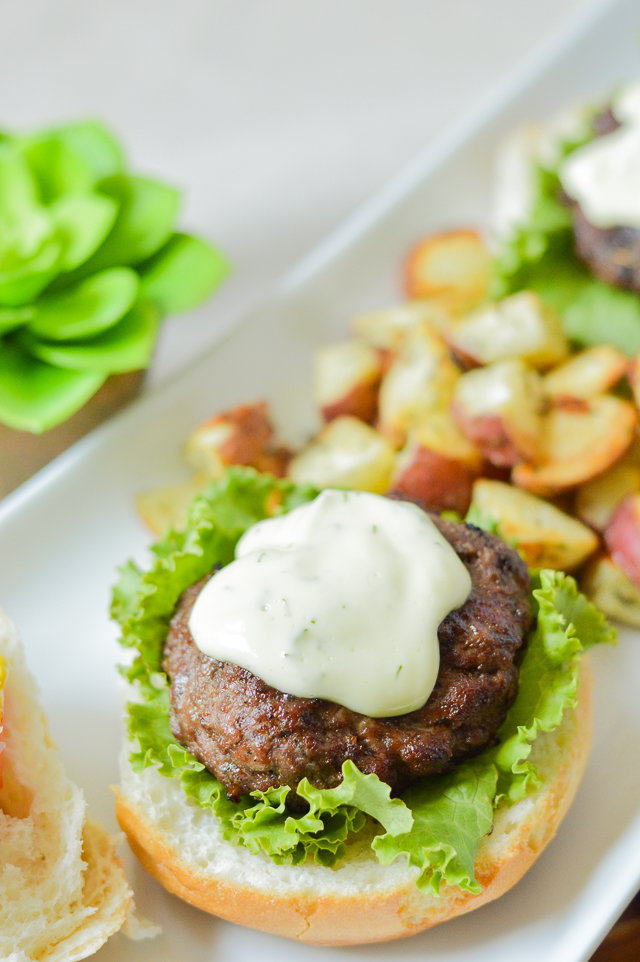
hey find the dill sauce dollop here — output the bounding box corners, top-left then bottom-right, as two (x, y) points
(188, 489), (471, 717)
(560, 81), (640, 229)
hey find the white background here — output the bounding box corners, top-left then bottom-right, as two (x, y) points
(0, 0), (582, 384)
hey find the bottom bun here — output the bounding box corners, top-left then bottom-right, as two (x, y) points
(0, 607), (134, 962)
(115, 662), (591, 946)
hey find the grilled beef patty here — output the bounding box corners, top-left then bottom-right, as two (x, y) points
(162, 512), (530, 802)
(567, 107), (640, 291)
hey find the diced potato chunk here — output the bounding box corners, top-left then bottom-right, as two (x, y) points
(351, 300), (451, 349)
(446, 291), (568, 369)
(582, 554), (640, 627)
(575, 462), (640, 532)
(543, 345), (628, 398)
(452, 358), (543, 466)
(254, 446), (292, 479)
(404, 229), (491, 312)
(288, 416), (395, 493)
(513, 396), (637, 496)
(391, 410), (482, 514)
(137, 473), (207, 536)
(410, 409), (483, 467)
(378, 325), (459, 448)
(314, 340), (383, 424)
(604, 493), (640, 589)
(185, 401), (273, 478)
(469, 479), (598, 570)
(627, 352), (640, 410)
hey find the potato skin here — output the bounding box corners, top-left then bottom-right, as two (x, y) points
(186, 401), (274, 477)
(321, 377), (380, 425)
(513, 396), (637, 497)
(604, 494), (640, 589)
(452, 404), (527, 468)
(390, 446), (477, 514)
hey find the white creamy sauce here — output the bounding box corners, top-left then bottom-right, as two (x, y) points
(560, 80), (640, 229)
(188, 489), (471, 717)
(612, 81), (640, 126)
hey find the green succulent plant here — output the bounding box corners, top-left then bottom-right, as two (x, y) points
(0, 120), (230, 433)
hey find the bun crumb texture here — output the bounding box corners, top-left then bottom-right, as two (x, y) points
(0, 607), (135, 962)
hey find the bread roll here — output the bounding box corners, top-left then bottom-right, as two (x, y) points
(0, 606), (136, 961)
(114, 662), (591, 946)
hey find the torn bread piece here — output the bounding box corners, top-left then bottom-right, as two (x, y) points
(0, 606), (154, 961)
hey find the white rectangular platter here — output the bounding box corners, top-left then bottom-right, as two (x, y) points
(1, 0), (640, 959)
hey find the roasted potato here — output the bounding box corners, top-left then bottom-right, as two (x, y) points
(185, 401), (273, 478)
(404, 229), (490, 312)
(254, 446), (293, 478)
(575, 461), (640, 532)
(469, 479), (598, 571)
(604, 493), (640, 589)
(137, 473), (207, 536)
(513, 395), (637, 496)
(543, 344), (628, 399)
(351, 300), (451, 349)
(378, 325), (459, 448)
(452, 358), (543, 467)
(314, 340), (383, 424)
(445, 291), (568, 369)
(582, 554), (640, 627)
(288, 416), (396, 493)
(627, 351), (640, 410)
(390, 409), (482, 514)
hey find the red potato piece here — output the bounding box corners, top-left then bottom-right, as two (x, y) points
(254, 446), (293, 479)
(581, 554), (640, 627)
(404, 229), (491, 313)
(314, 341), (383, 425)
(469, 479), (598, 571)
(604, 493), (640, 589)
(390, 448), (477, 515)
(445, 291), (568, 370)
(575, 462), (640, 532)
(390, 410), (482, 514)
(288, 416), (396, 494)
(377, 324), (459, 448)
(512, 395), (637, 497)
(452, 358), (543, 467)
(350, 300), (452, 350)
(185, 401), (273, 478)
(137, 473), (208, 536)
(543, 345), (628, 399)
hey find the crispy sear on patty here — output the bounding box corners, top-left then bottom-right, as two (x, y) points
(162, 511), (530, 802)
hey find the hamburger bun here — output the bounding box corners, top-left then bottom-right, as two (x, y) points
(0, 606), (138, 961)
(113, 659), (591, 946)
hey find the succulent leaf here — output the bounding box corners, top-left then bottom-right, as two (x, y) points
(139, 232), (231, 315)
(29, 267), (139, 341)
(0, 340), (105, 432)
(21, 298), (160, 373)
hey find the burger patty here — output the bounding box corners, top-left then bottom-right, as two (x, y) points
(572, 204), (640, 292)
(567, 107), (640, 291)
(162, 512), (530, 802)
